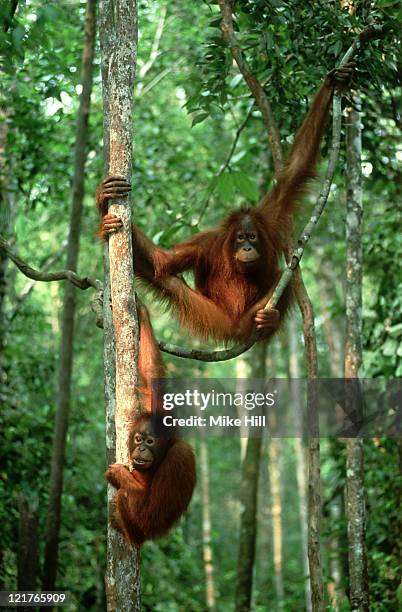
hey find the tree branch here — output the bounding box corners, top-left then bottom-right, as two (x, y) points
(0, 235), (101, 291)
(217, 0), (284, 172)
(138, 5), (167, 82)
(9, 239), (68, 321)
(3, 0), (18, 33)
(159, 339), (255, 362)
(139, 62), (183, 98)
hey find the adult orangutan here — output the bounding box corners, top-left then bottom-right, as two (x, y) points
(105, 304), (196, 545)
(97, 64), (353, 344)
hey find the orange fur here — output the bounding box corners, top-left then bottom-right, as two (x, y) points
(137, 303), (165, 412)
(106, 417), (196, 546)
(105, 306), (196, 546)
(121, 79), (333, 343)
(96, 75), (337, 344)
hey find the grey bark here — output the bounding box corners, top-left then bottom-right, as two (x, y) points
(99, 1), (140, 610)
(344, 104), (369, 612)
(294, 273), (324, 612)
(42, 0), (96, 593)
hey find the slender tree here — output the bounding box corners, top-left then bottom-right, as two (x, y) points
(268, 438), (284, 604)
(2, 0), (19, 33)
(235, 343), (265, 612)
(0, 111), (13, 377)
(296, 288), (324, 612)
(42, 0), (97, 593)
(200, 434), (216, 612)
(18, 495), (38, 602)
(0, 0), (18, 377)
(99, 1), (140, 609)
(344, 101), (369, 611)
(289, 317), (312, 612)
(236, 357), (248, 461)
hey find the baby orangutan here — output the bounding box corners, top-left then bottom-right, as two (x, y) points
(105, 305), (196, 546)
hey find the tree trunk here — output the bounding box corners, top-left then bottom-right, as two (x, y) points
(0, 162), (10, 378)
(327, 497), (344, 609)
(42, 0), (96, 594)
(99, 1), (140, 610)
(344, 103), (369, 612)
(236, 357), (248, 461)
(235, 343), (265, 612)
(0, 79), (17, 380)
(200, 434), (216, 612)
(294, 272), (324, 612)
(289, 317), (312, 612)
(18, 496), (38, 611)
(315, 275), (345, 606)
(268, 439), (284, 604)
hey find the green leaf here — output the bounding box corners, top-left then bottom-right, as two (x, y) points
(266, 30), (274, 50)
(333, 39), (343, 57)
(217, 173), (235, 203)
(382, 338), (397, 356)
(230, 74), (243, 89)
(191, 112), (209, 127)
(388, 323), (402, 338)
(232, 171), (259, 202)
(157, 224), (183, 244)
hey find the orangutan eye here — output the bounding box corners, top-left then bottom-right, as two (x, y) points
(237, 233), (245, 241)
(134, 434), (142, 444)
(146, 437), (155, 446)
(249, 233), (256, 241)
